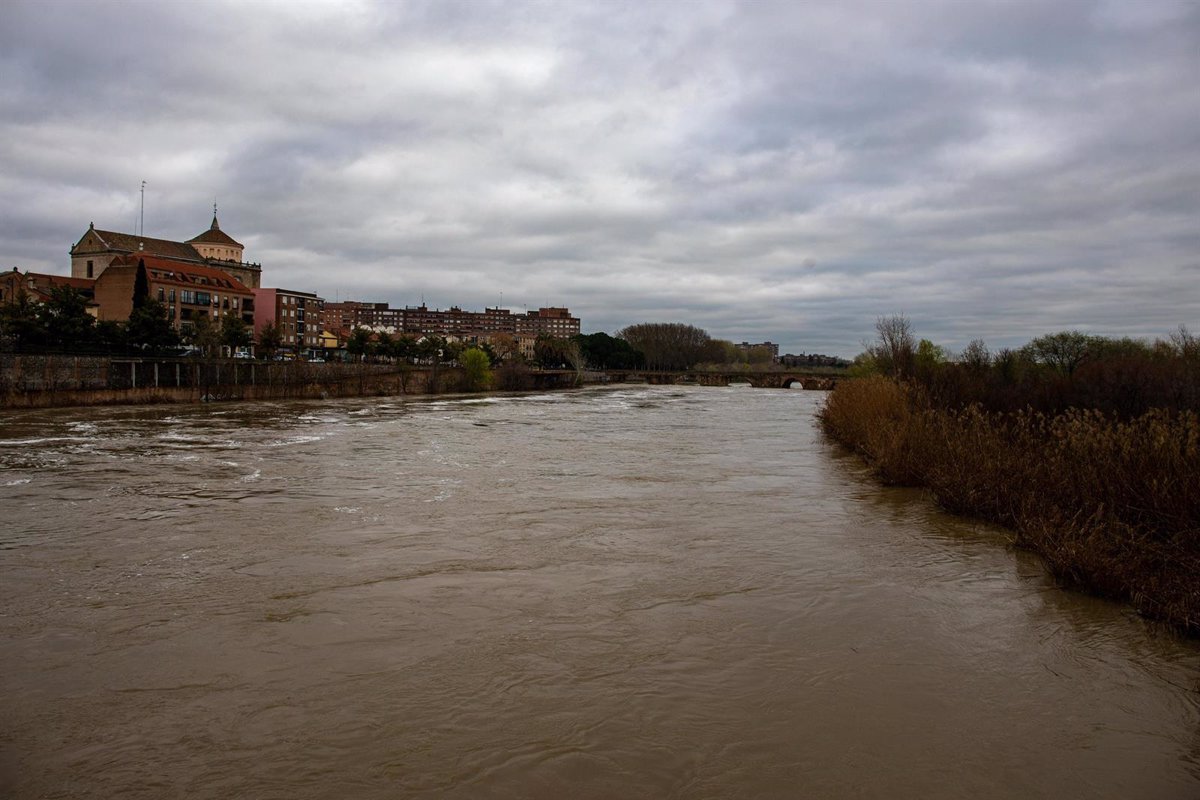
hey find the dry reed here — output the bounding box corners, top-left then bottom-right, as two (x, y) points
(819, 376), (1200, 633)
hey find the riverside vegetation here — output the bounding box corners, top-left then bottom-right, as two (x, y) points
(819, 318), (1200, 633)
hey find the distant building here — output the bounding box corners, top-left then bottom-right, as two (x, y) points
(254, 288), (325, 354)
(326, 301), (581, 340)
(735, 341), (780, 361)
(779, 352), (850, 368)
(70, 214), (262, 289)
(517, 307), (580, 338)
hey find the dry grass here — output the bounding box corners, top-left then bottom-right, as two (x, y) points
(819, 376), (1200, 633)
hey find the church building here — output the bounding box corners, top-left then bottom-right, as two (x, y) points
(69, 211), (262, 290)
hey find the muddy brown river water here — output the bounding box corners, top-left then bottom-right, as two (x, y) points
(1, 386), (1198, 799)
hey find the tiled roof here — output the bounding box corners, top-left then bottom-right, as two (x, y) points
(109, 254), (253, 294)
(89, 229), (204, 262)
(20, 272), (97, 302)
(26, 272), (97, 292)
(187, 216), (242, 247)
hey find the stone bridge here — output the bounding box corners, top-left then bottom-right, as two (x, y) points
(593, 370), (838, 390)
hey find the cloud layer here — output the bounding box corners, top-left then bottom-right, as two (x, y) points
(2, 0), (1197, 355)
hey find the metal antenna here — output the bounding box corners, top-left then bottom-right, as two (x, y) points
(139, 180), (146, 236)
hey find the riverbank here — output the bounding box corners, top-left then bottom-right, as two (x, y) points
(819, 376), (1200, 634)
(0, 354), (586, 409)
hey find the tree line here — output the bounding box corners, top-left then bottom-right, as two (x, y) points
(853, 315), (1200, 416)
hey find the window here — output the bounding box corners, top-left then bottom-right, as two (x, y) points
(86, 260), (94, 278)
(181, 290), (195, 305)
(196, 291), (211, 306)
(157, 288), (165, 302)
(169, 289), (175, 303)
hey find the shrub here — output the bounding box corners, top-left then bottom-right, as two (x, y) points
(819, 378), (1200, 633)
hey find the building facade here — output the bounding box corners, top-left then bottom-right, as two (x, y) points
(736, 341), (780, 361)
(93, 254), (255, 333)
(325, 301), (581, 340)
(253, 288), (325, 354)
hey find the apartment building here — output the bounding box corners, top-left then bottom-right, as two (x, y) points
(254, 288), (325, 353)
(329, 301), (581, 340)
(93, 255), (255, 332)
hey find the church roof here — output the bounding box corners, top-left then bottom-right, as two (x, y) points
(187, 215), (243, 248)
(85, 228), (204, 262)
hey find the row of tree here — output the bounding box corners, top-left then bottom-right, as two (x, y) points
(856, 315), (1200, 416)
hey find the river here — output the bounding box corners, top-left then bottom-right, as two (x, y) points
(1, 386), (1197, 799)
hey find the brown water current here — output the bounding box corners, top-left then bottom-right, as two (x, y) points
(1, 386), (1198, 798)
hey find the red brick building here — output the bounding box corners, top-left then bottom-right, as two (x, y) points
(93, 255), (255, 333)
(253, 288), (325, 354)
(324, 301), (581, 340)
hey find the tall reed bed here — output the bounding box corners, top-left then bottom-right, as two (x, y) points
(819, 376), (1200, 632)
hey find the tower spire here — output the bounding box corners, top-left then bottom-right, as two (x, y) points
(211, 200), (220, 230)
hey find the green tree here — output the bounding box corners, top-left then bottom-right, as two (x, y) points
(347, 327), (372, 362)
(576, 332), (644, 369)
(220, 315), (253, 352)
(416, 335), (443, 364)
(745, 345), (774, 365)
(461, 347), (492, 392)
(390, 334), (418, 362)
(95, 319), (128, 353)
(185, 315), (221, 357)
(132, 259), (150, 310)
(127, 299), (180, 353)
(442, 339), (464, 364)
(700, 338), (738, 367)
(38, 285), (96, 351)
(375, 331), (394, 361)
(0, 291), (42, 350)
(257, 321), (283, 359)
(914, 338), (947, 372)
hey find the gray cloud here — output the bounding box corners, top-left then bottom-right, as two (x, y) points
(2, 0), (1197, 357)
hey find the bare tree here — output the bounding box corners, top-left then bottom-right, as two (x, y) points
(868, 315), (915, 378)
(1021, 331), (1097, 375)
(959, 339), (991, 370)
(618, 322), (711, 370)
(1168, 325), (1199, 360)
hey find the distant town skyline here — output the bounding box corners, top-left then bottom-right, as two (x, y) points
(2, 0), (1197, 358)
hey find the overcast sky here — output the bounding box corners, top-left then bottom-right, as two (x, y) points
(2, 0), (1197, 356)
